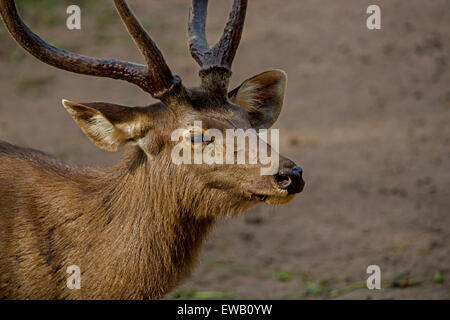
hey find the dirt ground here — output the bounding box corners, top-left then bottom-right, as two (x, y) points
(0, 0), (449, 299)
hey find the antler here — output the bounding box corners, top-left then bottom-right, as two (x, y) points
(113, 0), (180, 98)
(188, 0), (247, 75)
(0, 0), (180, 99)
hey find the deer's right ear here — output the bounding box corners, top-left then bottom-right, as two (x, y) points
(62, 100), (154, 153)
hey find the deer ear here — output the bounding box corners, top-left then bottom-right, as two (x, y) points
(62, 100), (153, 152)
(229, 70), (287, 129)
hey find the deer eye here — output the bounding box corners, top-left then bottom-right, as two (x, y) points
(183, 129), (214, 146)
(189, 132), (204, 144)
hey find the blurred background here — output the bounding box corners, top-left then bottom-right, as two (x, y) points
(0, 0), (449, 299)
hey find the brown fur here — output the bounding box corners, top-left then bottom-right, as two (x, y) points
(0, 140), (259, 299)
(0, 71), (301, 299)
(0, 1), (303, 300)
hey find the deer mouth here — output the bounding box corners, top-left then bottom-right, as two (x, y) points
(264, 194), (296, 204)
(252, 194), (268, 201)
(250, 192), (296, 205)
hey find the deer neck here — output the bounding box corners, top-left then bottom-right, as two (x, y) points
(83, 147), (215, 298)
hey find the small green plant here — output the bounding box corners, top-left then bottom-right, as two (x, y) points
(173, 289), (237, 300)
(276, 271), (292, 282)
(433, 271), (444, 284)
(306, 281), (325, 296)
(330, 281), (367, 297)
(391, 271), (423, 287)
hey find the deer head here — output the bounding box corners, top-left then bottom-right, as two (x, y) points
(0, 0), (304, 212)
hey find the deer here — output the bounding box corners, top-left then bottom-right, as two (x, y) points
(0, 0), (304, 299)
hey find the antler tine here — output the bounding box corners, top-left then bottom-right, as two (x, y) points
(0, 0), (150, 93)
(214, 0), (247, 71)
(113, 0), (181, 99)
(188, 0), (247, 74)
(188, 0), (209, 66)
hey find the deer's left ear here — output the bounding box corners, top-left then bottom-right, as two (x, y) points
(229, 70), (287, 129)
(62, 100), (157, 154)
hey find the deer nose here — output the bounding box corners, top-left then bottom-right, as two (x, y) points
(274, 166), (305, 194)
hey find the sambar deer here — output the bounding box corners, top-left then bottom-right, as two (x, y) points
(0, 0), (304, 299)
